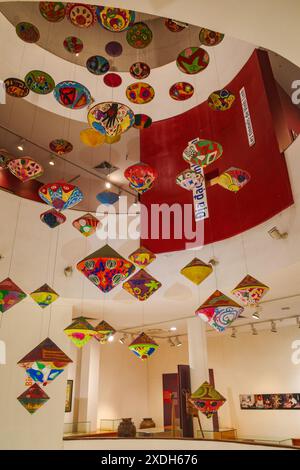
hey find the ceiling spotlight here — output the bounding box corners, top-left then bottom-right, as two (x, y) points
(49, 156), (55, 166)
(119, 334), (128, 344)
(108, 334), (114, 342)
(268, 226), (288, 240)
(252, 311), (260, 320)
(271, 321), (277, 333)
(174, 336), (182, 347)
(169, 326), (177, 332)
(75, 53), (79, 57)
(105, 181), (111, 189)
(168, 337), (175, 347)
(251, 324), (258, 336)
(17, 138), (25, 151)
(231, 327), (237, 338)
(64, 266), (73, 277)
(208, 258), (219, 266)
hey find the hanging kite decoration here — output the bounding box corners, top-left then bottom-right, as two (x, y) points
(126, 83), (155, 105)
(30, 284), (59, 308)
(123, 269), (162, 301)
(0, 277), (26, 313)
(126, 22), (153, 49)
(54, 81), (91, 109)
(38, 182), (84, 211)
(128, 332), (158, 360)
(16, 22), (40, 43)
(208, 167), (251, 192)
(128, 246), (156, 269)
(129, 62), (150, 80)
(77, 244), (135, 293)
(80, 128), (106, 147)
(40, 208), (66, 229)
(88, 102), (135, 137)
(105, 41), (123, 57)
(180, 258), (213, 285)
(96, 6), (135, 32)
(96, 191), (119, 205)
(105, 134), (121, 144)
(124, 162), (158, 194)
(0, 149), (13, 169)
(176, 167), (204, 191)
(176, 47), (209, 74)
(86, 55), (110, 75)
(169, 82), (194, 101)
(8, 158), (44, 182)
(64, 317), (97, 348)
(165, 19), (188, 32)
(232, 275), (269, 306)
(49, 139), (73, 155)
(195, 290), (244, 332)
(66, 3), (97, 28)
(63, 36), (83, 54)
(39, 2), (66, 22)
(190, 381), (226, 418)
(17, 383), (50, 414)
(199, 28), (224, 46)
(72, 213), (100, 237)
(4, 78), (29, 98)
(103, 73), (122, 88)
(208, 89), (236, 111)
(25, 70), (55, 95)
(133, 114), (152, 129)
(94, 320), (116, 344)
(17, 337), (72, 386)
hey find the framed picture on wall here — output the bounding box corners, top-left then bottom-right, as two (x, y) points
(65, 380), (73, 413)
(240, 393), (300, 410)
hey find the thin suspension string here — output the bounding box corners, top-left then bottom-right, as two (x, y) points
(212, 48), (222, 91)
(39, 227), (53, 341)
(234, 194), (249, 275)
(47, 225), (60, 337)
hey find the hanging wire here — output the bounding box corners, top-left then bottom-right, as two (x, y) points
(47, 225), (60, 337)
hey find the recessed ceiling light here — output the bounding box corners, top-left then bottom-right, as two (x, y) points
(169, 326), (177, 331)
(108, 334), (114, 342)
(17, 138), (25, 151)
(105, 181), (111, 189)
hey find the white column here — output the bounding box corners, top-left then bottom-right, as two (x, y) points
(78, 339), (100, 432)
(187, 317), (212, 435)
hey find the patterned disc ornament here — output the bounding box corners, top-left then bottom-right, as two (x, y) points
(63, 36), (83, 54)
(39, 181), (83, 211)
(40, 209), (66, 228)
(208, 89), (235, 111)
(25, 70), (55, 95)
(190, 381), (226, 418)
(94, 320), (116, 344)
(176, 47), (209, 74)
(199, 28), (224, 46)
(103, 73), (122, 88)
(86, 55), (110, 75)
(66, 3), (97, 28)
(232, 275), (269, 306)
(16, 22), (40, 43)
(76, 244), (135, 293)
(64, 317), (97, 348)
(129, 332), (158, 360)
(133, 114), (152, 129)
(96, 6), (135, 32)
(218, 167), (251, 192)
(165, 19), (188, 32)
(176, 167), (204, 191)
(183, 138), (223, 168)
(49, 139), (73, 155)
(17, 384), (50, 414)
(39, 2), (66, 22)
(105, 41), (123, 57)
(124, 162), (158, 194)
(170, 82), (194, 101)
(126, 82), (154, 104)
(53, 81), (91, 109)
(30, 284), (59, 308)
(129, 62), (150, 80)
(4, 78), (29, 98)
(72, 213), (100, 237)
(0, 277), (26, 313)
(195, 290), (244, 332)
(88, 102), (134, 137)
(126, 22), (153, 49)
(8, 158), (43, 182)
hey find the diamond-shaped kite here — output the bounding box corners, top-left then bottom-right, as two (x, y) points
(72, 213), (100, 237)
(38, 181), (83, 211)
(180, 258), (212, 285)
(30, 284), (59, 308)
(77, 244), (135, 293)
(8, 158), (43, 182)
(128, 246), (156, 269)
(123, 269), (161, 301)
(0, 277), (26, 313)
(40, 208), (66, 228)
(17, 383), (50, 414)
(94, 320), (116, 344)
(195, 290), (244, 332)
(17, 337), (72, 386)
(190, 381), (226, 418)
(64, 316), (97, 348)
(128, 332), (158, 360)
(232, 274), (269, 306)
